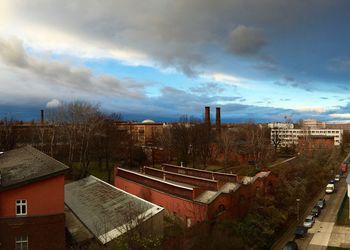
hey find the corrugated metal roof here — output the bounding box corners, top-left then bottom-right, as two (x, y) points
(0, 145), (69, 189)
(65, 175), (163, 244)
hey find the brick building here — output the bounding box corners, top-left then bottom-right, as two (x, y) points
(116, 120), (166, 146)
(0, 146), (69, 250)
(114, 164), (274, 227)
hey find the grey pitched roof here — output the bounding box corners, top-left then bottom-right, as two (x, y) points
(0, 145), (69, 190)
(65, 175), (163, 244)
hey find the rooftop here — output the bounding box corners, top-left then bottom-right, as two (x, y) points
(65, 175), (163, 244)
(0, 145), (69, 190)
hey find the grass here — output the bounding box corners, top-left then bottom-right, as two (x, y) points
(336, 194), (350, 226)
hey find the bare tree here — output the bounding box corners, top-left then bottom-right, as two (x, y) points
(49, 101), (102, 178)
(220, 129), (235, 168)
(0, 117), (17, 151)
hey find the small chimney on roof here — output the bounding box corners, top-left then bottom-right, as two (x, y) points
(40, 109), (44, 124)
(205, 106), (210, 125)
(216, 107), (221, 134)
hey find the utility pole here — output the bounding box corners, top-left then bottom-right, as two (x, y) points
(296, 198), (300, 222)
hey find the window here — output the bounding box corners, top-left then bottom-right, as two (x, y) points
(186, 217), (191, 228)
(16, 235), (28, 250)
(16, 200), (27, 216)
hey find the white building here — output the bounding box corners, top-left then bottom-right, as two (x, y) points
(268, 122), (294, 129)
(270, 128), (343, 147)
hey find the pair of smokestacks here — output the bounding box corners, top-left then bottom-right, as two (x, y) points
(205, 106), (221, 133)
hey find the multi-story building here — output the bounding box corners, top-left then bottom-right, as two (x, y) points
(270, 127), (343, 147)
(0, 145), (69, 250)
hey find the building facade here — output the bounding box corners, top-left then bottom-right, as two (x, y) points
(0, 146), (69, 250)
(114, 164), (275, 227)
(116, 120), (166, 146)
(270, 128), (343, 147)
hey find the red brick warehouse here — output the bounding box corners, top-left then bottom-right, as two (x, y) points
(114, 163), (275, 226)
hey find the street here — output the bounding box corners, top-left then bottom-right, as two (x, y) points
(274, 176), (349, 249)
(296, 175), (348, 249)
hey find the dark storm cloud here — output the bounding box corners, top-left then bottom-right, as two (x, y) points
(12, 0), (338, 76)
(228, 25), (266, 55)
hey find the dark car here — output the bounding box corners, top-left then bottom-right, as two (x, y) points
(294, 225), (308, 238)
(283, 241), (299, 250)
(311, 206), (321, 217)
(317, 198), (326, 209)
(329, 179), (336, 185)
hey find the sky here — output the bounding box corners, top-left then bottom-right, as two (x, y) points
(1, 0), (350, 122)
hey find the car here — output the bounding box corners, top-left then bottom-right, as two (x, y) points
(303, 215), (315, 228)
(283, 241), (299, 250)
(326, 183), (335, 194)
(317, 198), (326, 209)
(311, 206), (321, 217)
(294, 225), (308, 238)
(329, 179), (336, 185)
(335, 174), (340, 182)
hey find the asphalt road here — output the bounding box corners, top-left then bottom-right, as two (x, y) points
(273, 176), (347, 250)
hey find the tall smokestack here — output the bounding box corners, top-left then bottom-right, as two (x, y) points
(40, 109), (44, 124)
(216, 107), (221, 134)
(205, 106), (210, 125)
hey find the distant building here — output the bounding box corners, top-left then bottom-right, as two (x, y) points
(0, 145), (69, 250)
(65, 175), (164, 245)
(302, 119), (326, 129)
(114, 164), (275, 227)
(116, 120), (166, 146)
(268, 120), (343, 148)
(268, 122), (294, 129)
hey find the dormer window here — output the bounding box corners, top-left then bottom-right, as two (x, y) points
(16, 200), (27, 216)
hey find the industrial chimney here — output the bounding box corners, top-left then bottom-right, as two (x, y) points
(205, 106), (210, 125)
(216, 107), (221, 134)
(40, 109), (44, 124)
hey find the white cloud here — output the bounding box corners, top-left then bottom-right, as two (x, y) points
(329, 113), (350, 118)
(46, 99), (62, 108)
(200, 72), (247, 87)
(297, 106), (326, 113)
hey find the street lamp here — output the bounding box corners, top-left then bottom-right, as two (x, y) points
(296, 198), (300, 223)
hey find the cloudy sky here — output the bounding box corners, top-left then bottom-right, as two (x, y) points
(1, 0), (350, 122)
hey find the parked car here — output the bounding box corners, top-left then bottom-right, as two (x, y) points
(311, 206), (321, 217)
(326, 183), (335, 194)
(317, 198), (326, 209)
(283, 241), (299, 250)
(335, 174), (340, 182)
(294, 225), (308, 238)
(329, 179), (336, 185)
(303, 215), (315, 228)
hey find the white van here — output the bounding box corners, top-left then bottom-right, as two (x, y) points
(326, 183), (335, 194)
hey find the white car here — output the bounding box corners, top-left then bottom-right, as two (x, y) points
(326, 183), (335, 194)
(335, 174), (340, 182)
(303, 215), (315, 228)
